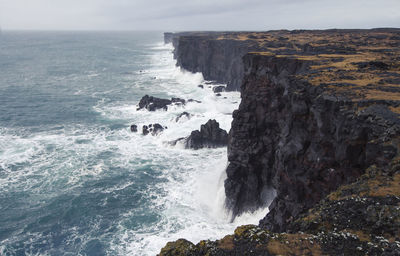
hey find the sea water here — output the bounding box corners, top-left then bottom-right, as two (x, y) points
(0, 31), (268, 256)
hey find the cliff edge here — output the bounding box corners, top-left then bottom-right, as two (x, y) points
(160, 29), (400, 255)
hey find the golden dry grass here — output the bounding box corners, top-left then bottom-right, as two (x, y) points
(215, 30), (400, 103)
(266, 233), (324, 256)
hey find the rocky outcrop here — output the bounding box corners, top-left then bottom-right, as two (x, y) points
(175, 112), (192, 122)
(137, 95), (185, 111)
(212, 86), (225, 93)
(130, 124), (138, 132)
(160, 29), (400, 255)
(224, 53), (400, 232)
(168, 120), (228, 149)
(164, 32), (175, 44)
(142, 123), (167, 136)
(170, 34), (262, 91)
(159, 165), (400, 256)
(185, 119), (228, 149)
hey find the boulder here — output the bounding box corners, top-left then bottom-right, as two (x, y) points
(137, 95), (186, 111)
(130, 124), (138, 132)
(185, 119), (228, 149)
(213, 86), (225, 93)
(137, 95), (172, 111)
(142, 125), (150, 135)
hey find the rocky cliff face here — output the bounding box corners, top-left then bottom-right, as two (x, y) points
(160, 29), (400, 255)
(167, 33), (263, 91)
(225, 53), (399, 232)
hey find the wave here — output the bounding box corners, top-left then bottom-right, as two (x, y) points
(0, 38), (265, 256)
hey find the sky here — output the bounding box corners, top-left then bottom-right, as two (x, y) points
(0, 0), (399, 31)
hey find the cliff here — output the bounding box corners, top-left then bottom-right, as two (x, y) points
(160, 29), (400, 255)
(159, 167), (400, 255)
(226, 52), (400, 232)
(165, 32), (267, 91)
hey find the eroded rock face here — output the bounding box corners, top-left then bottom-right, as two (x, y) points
(160, 29), (400, 256)
(224, 53), (399, 232)
(173, 36), (262, 91)
(185, 119), (228, 149)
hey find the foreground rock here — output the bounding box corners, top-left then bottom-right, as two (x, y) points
(159, 166), (400, 256)
(137, 95), (185, 111)
(185, 119), (228, 149)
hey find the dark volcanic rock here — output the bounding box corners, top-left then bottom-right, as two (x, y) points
(138, 95), (171, 111)
(224, 53), (400, 232)
(185, 119), (228, 149)
(175, 112), (192, 122)
(171, 98), (186, 105)
(160, 29), (400, 256)
(198, 84), (204, 89)
(172, 35), (261, 91)
(187, 99), (201, 103)
(142, 123), (166, 136)
(137, 95), (186, 111)
(130, 124), (138, 132)
(213, 86), (225, 93)
(159, 167), (400, 256)
(142, 125), (150, 135)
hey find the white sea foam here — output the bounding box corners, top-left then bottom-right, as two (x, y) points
(102, 43), (269, 256)
(0, 39), (268, 256)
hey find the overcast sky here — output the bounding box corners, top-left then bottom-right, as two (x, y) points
(0, 0), (399, 31)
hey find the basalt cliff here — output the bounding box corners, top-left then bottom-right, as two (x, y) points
(159, 29), (400, 255)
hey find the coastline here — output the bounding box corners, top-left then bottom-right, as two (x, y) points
(159, 29), (400, 255)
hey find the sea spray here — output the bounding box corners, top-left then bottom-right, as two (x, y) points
(0, 32), (268, 256)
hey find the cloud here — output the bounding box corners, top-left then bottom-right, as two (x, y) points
(0, 0), (399, 30)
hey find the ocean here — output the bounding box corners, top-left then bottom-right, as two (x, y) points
(0, 31), (267, 256)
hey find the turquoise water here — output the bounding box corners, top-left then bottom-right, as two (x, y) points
(0, 31), (265, 256)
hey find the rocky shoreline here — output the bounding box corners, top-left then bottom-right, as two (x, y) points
(159, 29), (400, 255)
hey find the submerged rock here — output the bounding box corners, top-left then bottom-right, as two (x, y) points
(142, 123), (167, 136)
(137, 95), (186, 111)
(130, 124), (138, 132)
(175, 112), (192, 122)
(213, 86), (225, 93)
(185, 119), (228, 149)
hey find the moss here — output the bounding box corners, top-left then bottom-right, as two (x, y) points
(266, 234), (323, 256)
(158, 239), (195, 256)
(233, 225), (257, 237)
(345, 229), (371, 242)
(327, 165), (400, 201)
(217, 235), (234, 250)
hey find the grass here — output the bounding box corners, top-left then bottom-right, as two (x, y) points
(266, 233), (323, 256)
